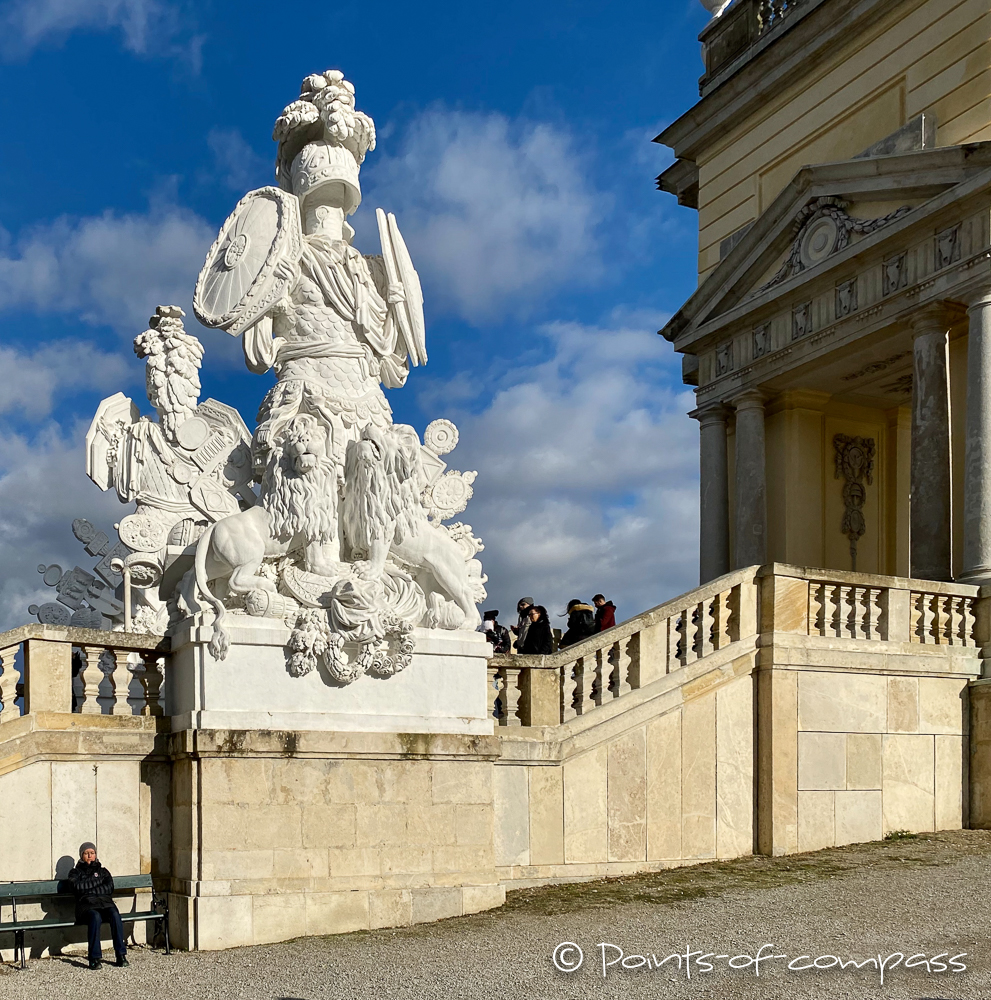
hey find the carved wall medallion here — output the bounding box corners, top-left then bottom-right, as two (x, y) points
(839, 351), (909, 382)
(882, 253), (907, 295)
(835, 278), (857, 319)
(752, 323), (769, 359)
(935, 225), (960, 269)
(834, 434), (875, 570)
(882, 373), (913, 395)
(715, 341), (733, 376)
(757, 197), (912, 293)
(792, 302), (812, 341)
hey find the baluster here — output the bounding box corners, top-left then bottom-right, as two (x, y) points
(0, 644), (20, 723)
(577, 657), (596, 715)
(487, 667), (501, 723)
(503, 665), (522, 726)
(808, 584), (824, 636)
(665, 617), (675, 673)
(909, 592), (923, 642)
(920, 594), (936, 644)
(675, 612), (688, 666)
(137, 652), (164, 716)
(867, 587), (886, 639)
(561, 662), (579, 722)
(698, 599), (714, 658)
(77, 645), (105, 715)
(963, 598), (977, 647)
(613, 641), (631, 697)
(692, 603), (705, 659)
(937, 596), (952, 644)
(946, 598), (962, 647)
(851, 587), (867, 638)
(108, 649), (133, 716)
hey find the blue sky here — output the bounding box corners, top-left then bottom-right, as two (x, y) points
(0, 0), (710, 630)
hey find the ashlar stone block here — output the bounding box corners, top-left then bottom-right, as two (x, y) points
(607, 728), (647, 862)
(682, 693), (716, 859)
(528, 766), (564, 866)
(798, 672), (885, 733)
(493, 765), (529, 867)
(834, 790), (882, 845)
(252, 892), (307, 945)
(886, 676), (920, 733)
(563, 746), (608, 864)
(646, 710), (682, 860)
(716, 676), (754, 858)
(306, 890), (370, 935)
(797, 790), (834, 852)
(919, 677), (968, 735)
(935, 734), (967, 830)
(845, 733), (882, 789)
(882, 734), (935, 834)
(798, 732), (846, 790)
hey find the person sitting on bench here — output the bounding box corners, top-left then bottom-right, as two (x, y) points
(67, 843), (128, 970)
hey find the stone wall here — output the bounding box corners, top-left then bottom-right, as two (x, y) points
(167, 729), (505, 950)
(0, 563), (987, 953)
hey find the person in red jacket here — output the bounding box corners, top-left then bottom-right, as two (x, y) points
(593, 594), (616, 632)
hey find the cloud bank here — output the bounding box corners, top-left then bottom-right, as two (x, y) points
(363, 108), (603, 323)
(438, 312), (699, 623)
(0, 204), (214, 337)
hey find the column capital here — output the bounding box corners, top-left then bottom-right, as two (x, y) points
(731, 389), (766, 412)
(909, 300), (966, 337)
(689, 401), (730, 424)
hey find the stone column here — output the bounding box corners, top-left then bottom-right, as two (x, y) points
(733, 390), (767, 568)
(910, 305), (953, 581)
(693, 402), (730, 583)
(960, 293), (991, 583)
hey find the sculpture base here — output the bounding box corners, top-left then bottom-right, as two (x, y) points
(167, 615), (492, 735)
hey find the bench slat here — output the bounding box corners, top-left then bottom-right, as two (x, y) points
(0, 874), (155, 899)
(1, 911), (163, 933)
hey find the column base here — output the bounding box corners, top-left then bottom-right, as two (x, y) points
(956, 565), (991, 585)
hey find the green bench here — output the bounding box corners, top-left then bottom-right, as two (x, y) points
(0, 874), (170, 968)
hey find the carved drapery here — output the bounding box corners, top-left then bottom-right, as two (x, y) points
(834, 434), (875, 570)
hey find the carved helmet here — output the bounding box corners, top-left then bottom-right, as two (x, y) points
(273, 70), (376, 217)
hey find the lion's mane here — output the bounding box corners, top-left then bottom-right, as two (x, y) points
(261, 416), (338, 544)
(341, 424), (423, 559)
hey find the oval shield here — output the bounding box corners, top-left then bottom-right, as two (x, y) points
(193, 186), (303, 336)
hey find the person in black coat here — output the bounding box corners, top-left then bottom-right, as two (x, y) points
(67, 843), (128, 969)
(559, 599), (596, 648)
(519, 605), (553, 654)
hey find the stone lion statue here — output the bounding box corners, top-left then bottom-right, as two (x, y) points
(185, 413), (332, 658)
(341, 423), (482, 630)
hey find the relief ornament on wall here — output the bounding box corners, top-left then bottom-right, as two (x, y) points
(834, 434), (875, 570)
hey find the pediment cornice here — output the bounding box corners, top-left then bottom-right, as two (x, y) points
(660, 144), (991, 351)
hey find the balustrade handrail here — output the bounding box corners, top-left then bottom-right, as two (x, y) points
(759, 562), (982, 598)
(0, 623), (168, 654)
(489, 564), (761, 671)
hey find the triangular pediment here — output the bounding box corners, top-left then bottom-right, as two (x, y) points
(661, 143), (991, 349)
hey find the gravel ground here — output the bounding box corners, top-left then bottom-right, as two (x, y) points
(3, 830), (991, 999)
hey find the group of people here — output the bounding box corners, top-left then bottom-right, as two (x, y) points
(480, 594), (617, 655)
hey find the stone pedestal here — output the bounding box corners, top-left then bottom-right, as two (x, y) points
(167, 616), (492, 735)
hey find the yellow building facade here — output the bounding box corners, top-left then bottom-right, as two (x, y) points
(658, 0), (991, 584)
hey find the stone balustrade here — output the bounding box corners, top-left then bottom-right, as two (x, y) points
(487, 564), (991, 728)
(0, 624), (169, 723)
(761, 565), (984, 647)
(699, 0), (807, 85)
(487, 566), (760, 727)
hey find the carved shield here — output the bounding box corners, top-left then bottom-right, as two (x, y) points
(193, 187), (303, 336)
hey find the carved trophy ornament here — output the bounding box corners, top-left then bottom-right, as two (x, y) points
(834, 434), (875, 570)
(85, 70), (486, 683)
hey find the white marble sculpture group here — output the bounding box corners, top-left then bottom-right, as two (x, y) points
(85, 70), (486, 683)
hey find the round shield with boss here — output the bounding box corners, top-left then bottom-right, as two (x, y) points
(193, 186), (303, 336)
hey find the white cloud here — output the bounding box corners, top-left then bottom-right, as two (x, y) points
(360, 109), (603, 323)
(0, 0), (192, 59)
(0, 340), (131, 418)
(435, 313), (700, 624)
(0, 421), (129, 631)
(0, 203), (214, 338)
